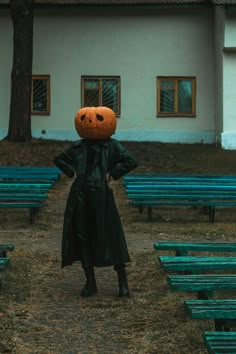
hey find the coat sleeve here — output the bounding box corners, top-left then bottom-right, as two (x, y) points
(109, 141), (138, 180)
(54, 146), (75, 178)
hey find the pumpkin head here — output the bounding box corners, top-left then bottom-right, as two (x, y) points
(74, 106), (117, 140)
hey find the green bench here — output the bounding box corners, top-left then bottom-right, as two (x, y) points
(154, 242), (236, 256)
(0, 167), (60, 173)
(0, 166), (61, 182)
(0, 192), (48, 223)
(0, 180), (51, 223)
(167, 274), (236, 300)
(0, 183), (52, 192)
(159, 256), (236, 273)
(204, 331), (236, 353)
(123, 174), (236, 184)
(0, 244), (14, 257)
(0, 201), (44, 223)
(0, 257), (10, 271)
(125, 184), (236, 222)
(0, 193), (48, 201)
(124, 174), (236, 222)
(185, 300), (236, 331)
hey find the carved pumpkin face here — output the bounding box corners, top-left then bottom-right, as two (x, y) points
(74, 106), (117, 140)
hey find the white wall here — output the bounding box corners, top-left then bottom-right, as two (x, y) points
(0, 7), (215, 143)
(214, 6), (225, 142)
(221, 11), (236, 149)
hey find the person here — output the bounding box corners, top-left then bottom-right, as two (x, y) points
(54, 106), (137, 298)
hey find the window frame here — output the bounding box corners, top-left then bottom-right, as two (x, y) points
(81, 75), (121, 116)
(31, 75), (50, 115)
(156, 76), (196, 117)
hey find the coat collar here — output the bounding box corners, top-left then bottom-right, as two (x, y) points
(74, 138), (109, 149)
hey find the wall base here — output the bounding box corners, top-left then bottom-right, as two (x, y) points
(0, 129), (216, 144)
(221, 132), (236, 150)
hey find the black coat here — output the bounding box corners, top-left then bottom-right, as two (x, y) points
(54, 138), (137, 268)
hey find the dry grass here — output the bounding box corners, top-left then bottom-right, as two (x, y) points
(0, 139), (236, 353)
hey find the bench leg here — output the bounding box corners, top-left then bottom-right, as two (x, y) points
(197, 291), (209, 300)
(147, 206), (152, 221)
(29, 208), (39, 224)
(175, 250), (187, 256)
(214, 319), (230, 331)
(208, 206), (215, 223)
(138, 206), (144, 214)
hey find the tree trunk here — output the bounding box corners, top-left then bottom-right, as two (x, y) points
(7, 0), (34, 142)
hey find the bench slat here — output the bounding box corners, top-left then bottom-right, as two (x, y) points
(154, 242), (236, 254)
(0, 244), (14, 252)
(159, 256), (236, 272)
(0, 194), (48, 201)
(130, 200), (236, 206)
(167, 274), (236, 299)
(0, 183), (51, 190)
(168, 274), (236, 285)
(0, 167), (60, 172)
(0, 257), (10, 270)
(185, 300), (236, 319)
(124, 174), (236, 180)
(0, 244), (14, 257)
(0, 173), (59, 180)
(126, 184), (236, 191)
(0, 202), (42, 208)
(204, 331), (236, 353)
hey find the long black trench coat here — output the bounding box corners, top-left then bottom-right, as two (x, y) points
(54, 138), (137, 268)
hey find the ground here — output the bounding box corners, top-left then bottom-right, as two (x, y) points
(1, 139), (236, 354)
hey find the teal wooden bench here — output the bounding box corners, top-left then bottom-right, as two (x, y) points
(159, 256), (236, 273)
(0, 183), (52, 192)
(167, 274), (236, 300)
(154, 242), (236, 256)
(204, 331), (236, 353)
(0, 193), (48, 201)
(0, 257), (10, 271)
(123, 174), (236, 184)
(124, 174), (236, 222)
(0, 244), (14, 257)
(0, 192), (48, 223)
(0, 173), (59, 181)
(125, 183), (236, 222)
(0, 166), (61, 182)
(0, 167), (60, 173)
(185, 300), (236, 331)
(0, 201), (44, 223)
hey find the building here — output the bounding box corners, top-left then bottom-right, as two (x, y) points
(0, 0), (236, 149)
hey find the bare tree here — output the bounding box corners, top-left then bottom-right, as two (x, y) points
(7, 0), (34, 142)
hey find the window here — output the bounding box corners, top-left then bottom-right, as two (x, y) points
(157, 77), (196, 117)
(31, 75), (50, 115)
(81, 76), (120, 116)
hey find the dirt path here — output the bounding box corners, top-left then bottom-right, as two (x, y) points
(1, 177), (158, 354)
(2, 141), (236, 353)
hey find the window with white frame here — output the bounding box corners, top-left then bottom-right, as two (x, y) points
(157, 77), (196, 117)
(81, 76), (120, 116)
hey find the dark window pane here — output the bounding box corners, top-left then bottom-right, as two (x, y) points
(161, 80), (174, 89)
(33, 79), (47, 112)
(102, 79), (118, 112)
(178, 80), (192, 113)
(84, 79), (98, 89)
(84, 89), (99, 106)
(160, 89), (174, 113)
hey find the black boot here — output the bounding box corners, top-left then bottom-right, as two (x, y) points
(114, 264), (130, 297)
(80, 266), (97, 297)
